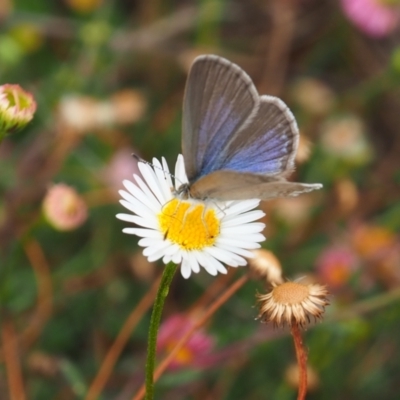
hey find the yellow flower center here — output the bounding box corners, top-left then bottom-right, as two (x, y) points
(158, 198), (220, 250)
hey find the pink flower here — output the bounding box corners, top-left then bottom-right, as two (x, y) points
(43, 184), (87, 231)
(341, 0), (400, 37)
(316, 246), (359, 289)
(102, 148), (140, 192)
(157, 314), (215, 370)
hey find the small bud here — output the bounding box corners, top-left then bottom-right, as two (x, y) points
(248, 249), (284, 284)
(0, 84), (36, 136)
(43, 184), (87, 231)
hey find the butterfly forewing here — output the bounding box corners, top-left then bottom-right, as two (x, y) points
(182, 55), (259, 182)
(217, 95), (299, 176)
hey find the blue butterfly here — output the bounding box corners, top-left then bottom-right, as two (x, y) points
(177, 55), (322, 201)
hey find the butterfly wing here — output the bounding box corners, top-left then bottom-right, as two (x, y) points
(182, 55), (259, 182)
(189, 170), (322, 201)
(217, 95), (299, 175)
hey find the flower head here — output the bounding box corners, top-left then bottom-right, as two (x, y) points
(0, 84), (36, 135)
(117, 155), (266, 279)
(43, 184), (87, 231)
(157, 314), (215, 370)
(257, 281), (329, 328)
(341, 0), (400, 37)
(248, 249), (283, 284)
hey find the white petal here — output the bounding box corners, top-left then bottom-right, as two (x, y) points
(223, 200), (260, 216)
(161, 157), (173, 188)
(185, 252), (200, 274)
(118, 193), (156, 220)
(212, 244), (254, 259)
(152, 158), (174, 200)
(207, 246), (247, 266)
(222, 210), (265, 226)
(143, 240), (171, 257)
(121, 227), (163, 238)
(172, 252), (182, 264)
(207, 256), (228, 274)
(181, 259), (192, 279)
(221, 223), (265, 235)
(175, 154), (189, 189)
(216, 237), (262, 249)
(117, 211), (159, 229)
(133, 175), (163, 209)
(194, 251), (217, 276)
(123, 179), (160, 212)
(138, 237), (162, 247)
(138, 162), (168, 205)
(163, 254), (172, 263)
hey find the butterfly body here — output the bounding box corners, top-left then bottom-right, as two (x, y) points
(179, 54), (322, 201)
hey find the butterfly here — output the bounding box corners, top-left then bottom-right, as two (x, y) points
(176, 54), (322, 201)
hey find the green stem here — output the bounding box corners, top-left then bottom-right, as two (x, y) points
(145, 262), (178, 400)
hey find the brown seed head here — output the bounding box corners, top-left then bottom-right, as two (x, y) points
(257, 281), (329, 328)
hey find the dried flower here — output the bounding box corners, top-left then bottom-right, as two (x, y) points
(257, 281), (329, 328)
(157, 314), (215, 370)
(0, 84), (36, 136)
(341, 0), (400, 38)
(319, 114), (372, 164)
(43, 184), (87, 231)
(58, 90), (146, 133)
(248, 249), (283, 284)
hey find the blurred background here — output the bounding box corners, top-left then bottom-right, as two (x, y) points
(1, 0), (400, 399)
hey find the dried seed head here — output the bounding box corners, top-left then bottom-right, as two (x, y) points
(257, 281), (329, 328)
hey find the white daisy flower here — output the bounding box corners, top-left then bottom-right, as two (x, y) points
(116, 155), (266, 279)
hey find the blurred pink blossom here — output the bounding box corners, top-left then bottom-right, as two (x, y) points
(316, 246), (359, 289)
(42, 184), (87, 231)
(157, 314), (215, 370)
(341, 0), (400, 37)
(102, 148), (140, 192)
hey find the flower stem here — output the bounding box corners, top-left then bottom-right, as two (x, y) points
(291, 322), (307, 400)
(144, 262), (177, 400)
